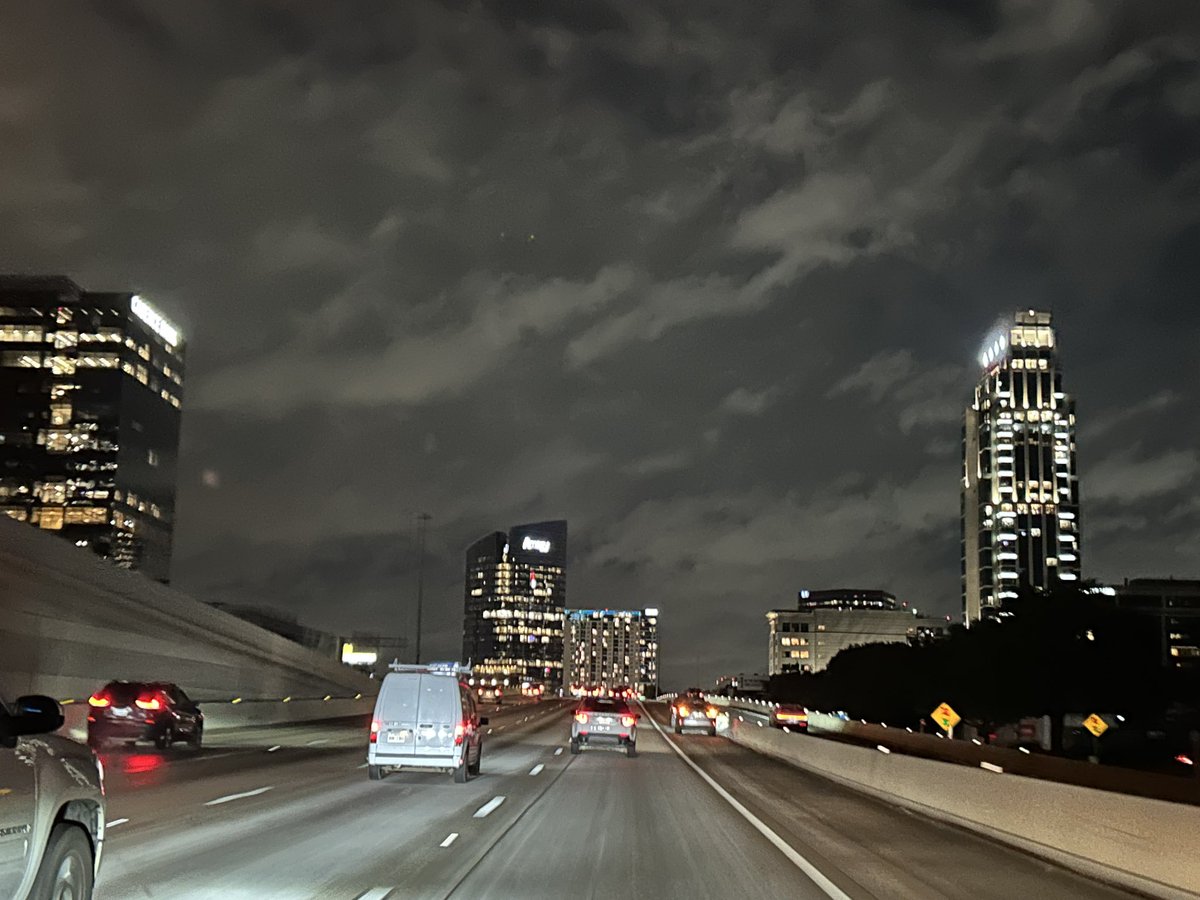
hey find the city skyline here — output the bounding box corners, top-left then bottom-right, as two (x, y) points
(1, 4), (1197, 686)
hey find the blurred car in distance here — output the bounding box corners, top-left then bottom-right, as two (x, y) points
(671, 692), (718, 735)
(570, 696), (638, 757)
(87, 681), (203, 751)
(770, 704), (809, 730)
(1, 692), (106, 900)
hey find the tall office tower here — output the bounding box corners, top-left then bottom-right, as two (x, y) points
(0, 276), (184, 583)
(462, 520), (567, 689)
(563, 607), (659, 697)
(962, 310), (1080, 624)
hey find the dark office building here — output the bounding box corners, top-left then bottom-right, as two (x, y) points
(1111, 579), (1200, 670)
(463, 520), (567, 689)
(0, 275), (184, 582)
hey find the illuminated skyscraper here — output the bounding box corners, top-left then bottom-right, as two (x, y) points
(0, 275), (184, 582)
(563, 607), (659, 697)
(462, 520), (567, 689)
(962, 310), (1080, 623)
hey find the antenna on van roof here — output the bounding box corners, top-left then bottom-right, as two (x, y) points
(387, 661), (472, 676)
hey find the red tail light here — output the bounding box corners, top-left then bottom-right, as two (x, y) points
(454, 722), (467, 746)
(369, 720), (380, 744)
(574, 712), (589, 724)
(620, 715), (636, 727)
(135, 693), (163, 711)
(88, 693), (111, 708)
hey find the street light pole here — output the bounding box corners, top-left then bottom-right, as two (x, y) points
(414, 512), (432, 664)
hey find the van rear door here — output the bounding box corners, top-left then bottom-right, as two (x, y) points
(375, 674), (418, 755)
(414, 675), (460, 758)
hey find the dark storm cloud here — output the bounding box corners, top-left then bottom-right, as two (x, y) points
(3, 1), (1199, 685)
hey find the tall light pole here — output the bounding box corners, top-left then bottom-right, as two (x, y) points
(414, 512), (432, 664)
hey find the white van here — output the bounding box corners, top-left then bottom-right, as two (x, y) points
(367, 663), (487, 783)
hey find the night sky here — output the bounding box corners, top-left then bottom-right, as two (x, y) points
(3, 2), (1198, 687)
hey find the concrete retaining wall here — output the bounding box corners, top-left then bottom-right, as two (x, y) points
(0, 518), (377, 711)
(727, 714), (1200, 899)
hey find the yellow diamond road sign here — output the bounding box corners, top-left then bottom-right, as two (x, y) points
(932, 702), (960, 732)
(1083, 714), (1109, 738)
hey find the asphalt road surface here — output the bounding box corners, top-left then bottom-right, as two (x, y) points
(93, 700), (1141, 899)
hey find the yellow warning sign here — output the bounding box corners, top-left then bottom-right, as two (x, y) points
(1083, 714), (1109, 738)
(931, 702), (961, 733)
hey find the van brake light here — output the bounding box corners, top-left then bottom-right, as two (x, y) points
(620, 715), (636, 727)
(574, 712), (589, 724)
(369, 720), (380, 743)
(454, 723), (467, 745)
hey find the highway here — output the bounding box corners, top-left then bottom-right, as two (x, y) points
(93, 700), (1142, 899)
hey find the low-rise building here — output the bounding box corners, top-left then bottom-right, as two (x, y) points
(768, 589), (949, 675)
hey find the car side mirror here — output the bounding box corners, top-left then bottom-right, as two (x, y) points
(7, 695), (64, 742)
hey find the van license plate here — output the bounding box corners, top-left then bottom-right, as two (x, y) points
(386, 732), (406, 743)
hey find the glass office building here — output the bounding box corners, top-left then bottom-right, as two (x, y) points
(0, 275), (184, 582)
(962, 310), (1080, 624)
(463, 520), (567, 689)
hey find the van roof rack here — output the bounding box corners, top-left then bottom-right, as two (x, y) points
(387, 660), (472, 676)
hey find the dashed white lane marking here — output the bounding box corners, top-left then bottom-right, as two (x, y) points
(554, 747), (563, 756)
(440, 832), (459, 848)
(474, 796), (506, 818)
(306, 739), (328, 745)
(107, 818), (130, 828)
(356, 889), (393, 900)
(267, 745), (281, 752)
(645, 706), (852, 900)
(204, 786), (273, 807)
(529, 764), (545, 776)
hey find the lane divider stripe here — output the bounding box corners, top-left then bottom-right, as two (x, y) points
(205, 786), (273, 806)
(643, 705), (852, 900)
(474, 796), (506, 818)
(440, 833), (459, 848)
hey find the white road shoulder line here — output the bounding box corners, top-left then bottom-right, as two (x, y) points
(529, 764), (545, 776)
(644, 706), (852, 900)
(356, 889), (393, 900)
(473, 795), (506, 818)
(107, 818), (130, 828)
(204, 786), (273, 807)
(440, 832), (459, 848)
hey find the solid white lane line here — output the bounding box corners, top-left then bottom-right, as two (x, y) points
(267, 745), (281, 752)
(554, 747), (563, 756)
(107, 818), (130, 828)
(356, 889), (393, 900)
(529, 764), (545, 776)
(473, 796), (506, 818)
(440, 832), (459, 848)
(644, 707), (852, 900)
(204, 786), (273, 807)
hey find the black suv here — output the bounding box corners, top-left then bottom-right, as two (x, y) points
(87, 681), (203, 751)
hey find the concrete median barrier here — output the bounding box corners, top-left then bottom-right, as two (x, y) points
(727, 714), (1200, 899)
